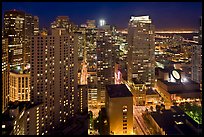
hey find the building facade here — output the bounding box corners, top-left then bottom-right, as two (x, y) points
(3, 10), (26, 68)
(33, 16), (39, 36)
(28, 28), (78, 134)
(9, 71), (30, 102)
(2, 38), (10, 113)
(3, 10), (35, 69)
(127, 16), (155, 87)
(77, 85), (88, 113)
(191, 17), (202, 85)
(96, 27), (115, 105)
(105, 84), (133, 135)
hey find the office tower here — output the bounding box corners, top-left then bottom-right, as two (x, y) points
(96, 26), (115, 105)
(9, 70), (30, 102)
(51, 16), (78, 33)
(24, 14), (34, 66)
(3, 10), (25, 68)
(83, 21), (98, 107)
(3, 10), (35, 69)
(191, 44), (202, 84)
(2, 38), (9, 113)
(34, 16), (39, 36)
(127, 16), (155, 87)
(105, 84), (133, 135)
(191, 17), (202, 84)
(86, 26), (97, 73)
(30, 28), (78, 134)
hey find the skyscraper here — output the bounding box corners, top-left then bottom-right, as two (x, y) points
(127, 16), (155, 87)
(34, 16), (39, 36)
(3, 10), (25, 68)
(3, 10), (35, 69)
(30, 28), (78, 134)
(96, 25), (115, 105)
(51, 16), (78, 33)
(2, 38), (9, 113)
(24, 14), (34, 66)
(191, 17), (202, 85)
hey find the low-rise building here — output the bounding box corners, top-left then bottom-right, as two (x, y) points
(105, 84), (133, 135)
(9, 69), (30, 102)
(147, 106), (202, 135)
(155, 67), (201, 105)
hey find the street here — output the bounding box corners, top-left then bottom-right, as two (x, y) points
(133, 106), (151, 135)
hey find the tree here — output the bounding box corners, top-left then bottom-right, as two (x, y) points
(89, 111), (93, 119)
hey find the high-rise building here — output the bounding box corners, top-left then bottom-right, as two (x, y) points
(2, 38), (10, 113)
(24, 14), (34, 66)
(96, 26), (115, 105)
(3, 10), (25, 68)
(191, 45), (202, 84)
(51, 16), (78, 33)
(191, 17), (202, 84)
(105, 84), (133, 135)
(3, 10), (35, 69)
(127, 16), (155, 87)
(33, 16), (39, 36)
(29, 28), (78, 134)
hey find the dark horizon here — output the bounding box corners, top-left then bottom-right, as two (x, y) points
(2, 2), (202, 30)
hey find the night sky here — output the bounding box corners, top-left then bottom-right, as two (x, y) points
(2, 2), (202, 30)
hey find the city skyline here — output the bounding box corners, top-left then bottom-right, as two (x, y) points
(2, 2), (202, 135)
(2, 2), (202, 30)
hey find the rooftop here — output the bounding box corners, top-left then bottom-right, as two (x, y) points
(146, 88), (159, 95)
(158, 78), (199, 85)
(10, 68), (30, 74)
(132, 78), (144, 84)
(158, 79), (201, 94)
(150, 106), (200, 135)
(106, 84), (133, 98)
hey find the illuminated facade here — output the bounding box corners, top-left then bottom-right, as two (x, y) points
(3, 10), (25, 68)
(126, 79), (147, 106)
(145, 88), (160, 106)
(3, 10), (35, 69)
(28, 28), (78, 134)
(10, 71), (30, 102)
(24, 14), (34, 66)
(114, 63), (122, 84)
(191, 44), (202, 84)
(191, 17), (202, 85)
(77, 85), (88, 113)
(2, 38), (10, 113)
(105, 84), (133, 135)
(96, 27), (115, 105)
(87, 72), (98, 107)
(127, 15), (155, 87)
(51, 16), (77, 33)
(33, 16), (39, 36)
(156, 68), (201, 106)
(12, 103), (44, 135)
